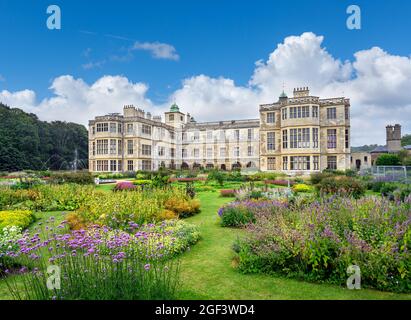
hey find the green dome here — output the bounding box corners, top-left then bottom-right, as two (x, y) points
(170, 103), (180, 112)
(279, 91), (288, 99)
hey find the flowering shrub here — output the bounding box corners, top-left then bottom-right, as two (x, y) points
(220, 189), (236, 197)
(218, 200), (287, 227)
(0, 210), (35, 230)
(235, 196), (411, 293)
(113, 181), (136, 191)
(164, 198), (200, 218)
(5, 219), (198, 300)
(0, 226), (23, 272)
(317, 176), (366, 199)
(292, 183), (313, 193)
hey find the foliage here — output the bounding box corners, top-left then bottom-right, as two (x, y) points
(164, 198), (200, 218)
(0, 210), (35, 230)
(376, 154), (401, 166)
(292, 184), (313, 193)
(264, 180), (295, 187)
(185, 182), (196, 199)
(402, 134), (411, 147)
(207, 170), (226, 186)
(133, 180), (153, 188)
(220, 189), (236, 197)
(310, 172), (334, 185)
(0, 226), (23, 272)
(0, 103), (88, 171)
(48, 171), (94, 185)
(317, 176), (366, 199)
(235, 196), (411, 293)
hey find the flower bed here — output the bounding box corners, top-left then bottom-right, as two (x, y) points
(235, 196), (411, 293)
(0, 210), (35, 230)
(169, 177), (206, 182)
(4, 219), (199, 299)
(264, 180), (295, 187)
(220, 189), (236, 197)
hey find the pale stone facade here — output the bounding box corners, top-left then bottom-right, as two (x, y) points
(88, 87), (351, 173)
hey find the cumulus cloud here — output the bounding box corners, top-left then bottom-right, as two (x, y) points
(132, 41), (180, 61)
(1, 32), (411, 145)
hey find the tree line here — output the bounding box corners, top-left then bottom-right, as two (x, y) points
(0, 103), (88, 172)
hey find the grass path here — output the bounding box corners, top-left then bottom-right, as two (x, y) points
(177, 192), (411, 300)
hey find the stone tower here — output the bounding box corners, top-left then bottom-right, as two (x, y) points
(386, 124), (402, 152)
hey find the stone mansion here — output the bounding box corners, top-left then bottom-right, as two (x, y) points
(88, 87), (351, 173)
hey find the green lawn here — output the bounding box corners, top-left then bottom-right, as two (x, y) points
(177, 192), (411, 300)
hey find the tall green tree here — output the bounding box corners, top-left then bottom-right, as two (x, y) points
(0, 103), (88, 171)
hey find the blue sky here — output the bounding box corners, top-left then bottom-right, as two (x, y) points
(0, 0), (411, 145)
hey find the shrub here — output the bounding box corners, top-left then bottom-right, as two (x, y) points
(264, 180), (295, 187)
(49, 171), (94, 185)
(310, 172), (333, 185)
(220, 189), (236, 197)
(0, 210), (35, 230)
(0, 226), (23, 272)
(376, 154), (401, 166)
(317, 176), (366, 199)
(292, 184), (313, 193)
(235, 196), (411, 293)
(133, 180), (153, 188)
(164, 198), (200, 218)
(113, 181), (136, 191)
(207, 170), (226, 186)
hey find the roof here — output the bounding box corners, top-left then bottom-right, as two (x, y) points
(170, 103), (180, 112)
(370, 145), (388, 153)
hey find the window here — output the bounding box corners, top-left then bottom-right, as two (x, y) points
(290, 129), (297, 149)
(193, 149), (200, 158)
(181, 149), (187, 158)
(313, 128), (319, 148)
(345, 106), (349, 120)
(234, 130), (240, 141)
(110, 123), (117, 133)
(248, 146), (253, 157)
(267, 157), (276, 170)
(96, 160), (109, 172)
(302, 128), (310, 148)
(142, 160), (151, 171)
(96, 123), (108, 132)
(327, 107), (337, 119)
(96, 140), (108, 155)
(207, 131), (213, 140)
(312, 106), (319, 118)
(117, 123), (122, 134)
(345, 129), (349, 149)
(110, 160), (117, 172)
(127, 160), (134, 172)
(290, 156), (310, 170)
(233, 147), (240, 157)
(282, 130), (288, 149)
(207, 148), (213, 158)
(142, 144), (151, 156)
(290, 106), (309, 119)
(248, 129), (253, 141)
(92, 142), (96, 156)
(327, 129), (337, 149)
(92, 126), (95, 134)
(364, 156), (368, 162)
(282, 108), (287, 120)
(193, 132), (200, 141)
(110, 139), (116, 155)
(142, 124), (151, 135)
(170, 148), (175, 158)
(220, 147), (226, 158)
(267, 132), (275, 151)
(127, 124), (133, 134)
(127, 140), (133, 155)
(327, 156), (337, 170)
(282, 156), (288, 170)
(267, 112), (275, 124)
(182, 132), (187, 141)
(117, 140), (122, 155)
(219, 130), (225, 141)
(158, 146), (165, 157)
(170, 131), (175, 140)
(313, 156), (319, 170)
(169, 114), (174, 121)
(118, 160), (122, 172)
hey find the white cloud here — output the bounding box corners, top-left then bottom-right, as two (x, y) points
(1, 32), (411, 146)
(132, 41), (179, 61)
(82, 60), (106, 70)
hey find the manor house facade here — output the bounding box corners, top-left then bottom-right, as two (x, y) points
(88, 87), (351, 173)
